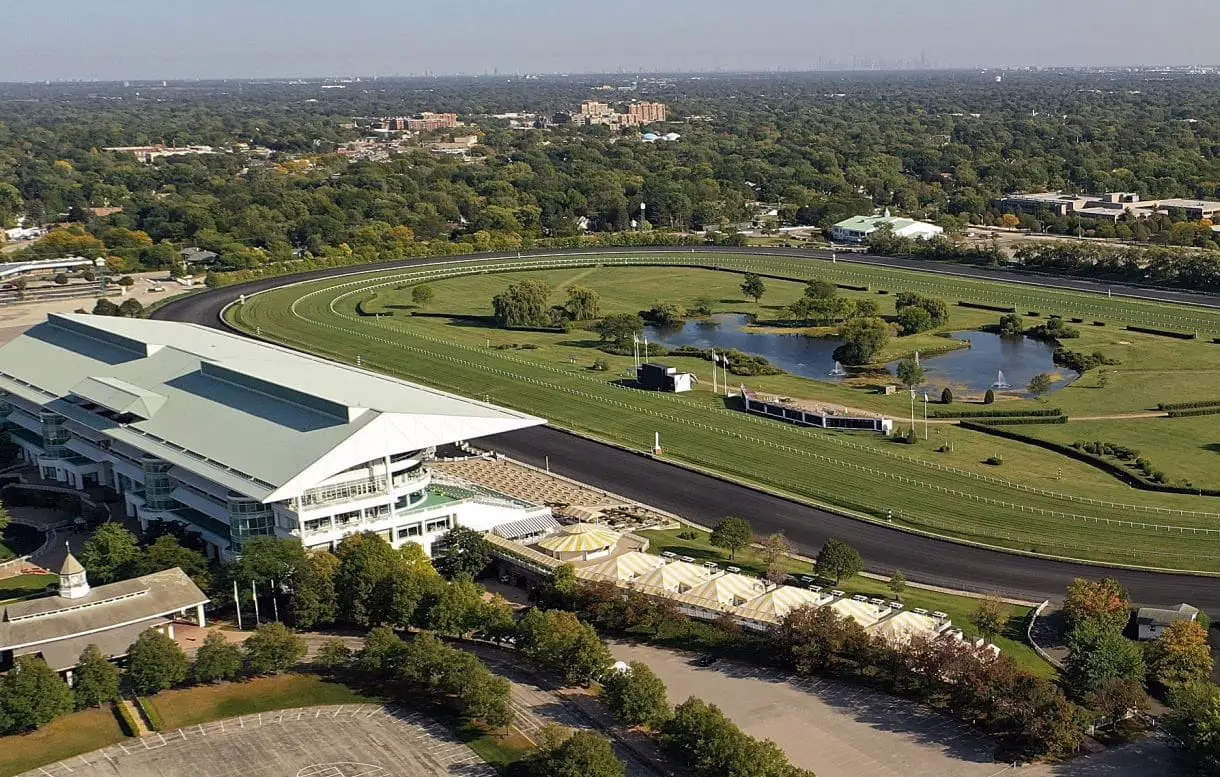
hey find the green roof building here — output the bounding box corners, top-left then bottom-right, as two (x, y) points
(0, 314), (550, 560)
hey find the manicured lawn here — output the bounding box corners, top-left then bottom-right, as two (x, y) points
(0, 574), (56, 602)
(1024, 415), (1220, 490)
(464, 727), (535, 769)
(146, 673), (384, 730)
(234, 252), (1220, 571)
(0, 707), (125, 777)
(639, 526), (1053, 677)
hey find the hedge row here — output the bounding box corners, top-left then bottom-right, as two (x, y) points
(960, 423), (1220, 496)
(113, 701), (140, 737)
(932, 407), (1063, 418)
(1168, 407), (1220, 418)
(968, 416), (1070, 426)
(1158, 400), (1220, 411)
(957, 300), (1017, 313)
(1125, 324), (1197, 340)
(135, 695), (163, 731)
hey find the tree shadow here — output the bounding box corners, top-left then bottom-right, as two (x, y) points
(555, 338), (607, 349)
(1203, 443), (1220, 455)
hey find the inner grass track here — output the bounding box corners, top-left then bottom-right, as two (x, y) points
(229, 252), (1220, 573)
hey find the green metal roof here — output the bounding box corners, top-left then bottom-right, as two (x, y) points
(0, 314), (546, 501)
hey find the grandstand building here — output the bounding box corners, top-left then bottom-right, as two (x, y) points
(0, 314), (550, 561)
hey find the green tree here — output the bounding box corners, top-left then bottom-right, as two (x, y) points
(600, 661), (671, 728)
(565, 286), (601, 321)
(411, 284), (435, 305)
(896, 306), (934, 334)
(135, 534), (211, 591)
(434, 526), (491, 580)
(356, 626), (409, 675)
(243, 622), (307, 675)
(645, 301), (686, 326)
(193, 631), (244, 683)
(1064, 619), (1146, 700)
(895, 357), (924, 389)
(983, 388), (996, 404)
(72, 644), (120, 709)
(117, 298), (144, 317)
(1146, 620), (1214, 688)
(1028, 373), (1053, 399)
(516, 609), (612, 686)
(888, 570), (907, 600)
(53, 273), (68, 285)
(126, 629), (190, 694)
(998, 313), (1024, 336)
(940, 386), (953, 404)
(335, 532), (404, 627)
(1085, 677), (1149, 721)
(290, 550), (339, 629)
(816, 539), (863, 583)
(79, 523), (141, 584)
(492, 279), (552, 327)
(1, 656), (73, 730)
(709, 517), (753, 560)
(834, 317), (891, 365)
(804, 278), (837, 300)
(532, 730), (625, 777)
(595, 313), (645, 348)
(422, 578), (493, 636)
(117, 276), (135, 287)
(969, 596), (1010, 641)
(314, 638), (353, 674)
(1165, 682), (1220, 773)
(740, 273), (766, 303)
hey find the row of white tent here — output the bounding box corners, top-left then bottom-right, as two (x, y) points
(576, 552), (999, 654)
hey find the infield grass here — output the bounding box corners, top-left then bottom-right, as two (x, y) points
(232, 252), (1220, 571)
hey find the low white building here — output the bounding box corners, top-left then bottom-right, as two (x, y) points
(830, 211), (944, 244)
(1136, 603), (1199, 641)
(0, 313), (550, 561)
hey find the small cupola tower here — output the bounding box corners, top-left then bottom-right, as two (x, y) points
(58, 544), (90, 600)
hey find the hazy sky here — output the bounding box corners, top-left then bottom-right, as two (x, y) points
(4, 0), (1217, 81)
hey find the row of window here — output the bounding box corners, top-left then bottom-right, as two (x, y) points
(304, 512), (453, 539)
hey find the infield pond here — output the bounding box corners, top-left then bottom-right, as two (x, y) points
(645, 314), (1070, 395)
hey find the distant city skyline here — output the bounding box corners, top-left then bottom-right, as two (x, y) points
(3, 0), (1217, 82)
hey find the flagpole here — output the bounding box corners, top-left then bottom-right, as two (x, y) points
(251, 580), (261, 626)
(711, 350), (718, 394)
(909, 390), (915, 437)
(233, 580), (242, 631)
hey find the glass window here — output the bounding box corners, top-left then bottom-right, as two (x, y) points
(398, 523), (422, 538)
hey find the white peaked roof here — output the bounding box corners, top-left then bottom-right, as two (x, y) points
(634, 560), (716, 595)
(676, 573), (768, 609)
(869, 611), (944, 645)
(734, 585), (825, 625)
(0, 314), (544, 501)
(576, 551), (666, 583)
(829, 598), (885, 628)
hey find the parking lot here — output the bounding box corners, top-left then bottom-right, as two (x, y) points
(20, 705), (494, 777)
(611, 643), (1180, 777)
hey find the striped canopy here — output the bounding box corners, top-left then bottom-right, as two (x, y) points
(536, 523), (621, 553)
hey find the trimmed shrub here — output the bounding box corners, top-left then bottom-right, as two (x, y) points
(933, 408), (1062, 418)
(968, 416), (1069, 426)
(113, 701), (140, 737)
(1125, 325), (1196, 340)
(958, 301), (1016, 313)
(1158, 400), (1220, 411)
(1168, 407), (1220, 418)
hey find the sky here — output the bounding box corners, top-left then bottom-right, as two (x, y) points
(4, 0), (1218, 81)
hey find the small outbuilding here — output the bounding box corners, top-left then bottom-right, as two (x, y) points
(636, 363), (695, 393)
(1136, 603), (1199, 641)
(535, 522), (621, 562)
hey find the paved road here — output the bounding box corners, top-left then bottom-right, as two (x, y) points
(153, 247), (1220, 610)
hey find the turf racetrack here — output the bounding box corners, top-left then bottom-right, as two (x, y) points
(155, 246), (1220, 609)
